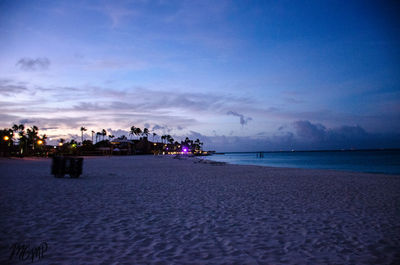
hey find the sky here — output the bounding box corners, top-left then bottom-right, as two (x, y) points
(0, 0), (399, 151)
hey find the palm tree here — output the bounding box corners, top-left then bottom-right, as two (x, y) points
(12, 124), (19, 133)
(194, 139), (203, 151)
(13, 124), (26, 155)
(26, 126), (39, 151)
(80, 127), (87, 144)
(134, 128), (142, 139)
(96, 132), (101, 143)
(130, 126), (136, 140)
(143, 128), (149, 139)
(152, 132), (157, 142)
(101, 129), (107, 141)
(161, 135), (166, 144)
(108, 135), (115, 141)
(41, 134), (48, 143)
(91, 130), (95, 143)
(168, 135), (174, 145)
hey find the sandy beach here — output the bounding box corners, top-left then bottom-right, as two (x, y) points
(0, 155), (399, 264)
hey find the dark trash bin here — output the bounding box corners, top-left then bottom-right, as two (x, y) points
(52, 156), (83, 178)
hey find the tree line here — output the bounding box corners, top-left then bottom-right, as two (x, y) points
(1, 124), (204, 156)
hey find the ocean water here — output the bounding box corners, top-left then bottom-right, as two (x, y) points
(204, 150), (400, 175)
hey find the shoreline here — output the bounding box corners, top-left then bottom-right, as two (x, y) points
(201, 151), (400, 175)
(5, 154), (399, 176)
(1, 156), (399, 264)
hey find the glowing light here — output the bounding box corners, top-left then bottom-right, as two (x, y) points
(183, 148), (187, 152)
(58, 142), (63, 146)
(3, 135), (9, 141)
(37, 140), (43, 145)
(153, 143), (156, 146)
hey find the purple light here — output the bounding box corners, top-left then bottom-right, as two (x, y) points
(183, 148), (187, 152)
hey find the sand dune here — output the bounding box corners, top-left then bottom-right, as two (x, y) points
(0, 156), (399, 264)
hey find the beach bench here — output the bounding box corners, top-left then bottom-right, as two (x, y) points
(51, 156), (83, 178)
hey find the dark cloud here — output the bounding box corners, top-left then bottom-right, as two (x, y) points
(293, 120), (371, 146)
(152, 125), (164, 131)
(227, 111), (252, 126)
(18, 119), (37, 124)
(290, 121), (400, 150)
(182, 121), (400, 152)
(16, 57), (50, 71)
(151, 124), (172, 133)
(293, 120), (326, 141)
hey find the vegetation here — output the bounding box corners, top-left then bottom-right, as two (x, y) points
(0, 124), (47, 156)
(0, 123), (206, 157)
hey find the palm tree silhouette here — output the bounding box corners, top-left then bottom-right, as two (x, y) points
(41, 134), (48, 143)
(96, 132), (101, 143)
(102, 129), (107, 141)
(91, 130), (95, 143)
(143, 128), (149, 139)
(80, 127), (87, 144)
(26, 126), (39, 151)
(134, 128), (142, 139)
(130, 126), (136, 140)
(152, 132), (157, 142)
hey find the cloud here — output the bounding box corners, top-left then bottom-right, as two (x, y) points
(0, 113), (20, 123)
(0, 79), (28, 96)
(180, 121), (400, 152)
(74, 102), (105, 111)
(293, 120), (371, 145)
(227, 111), (252, 126)
(151, 124), (173, 133)
(16, 57), (50, 71)
(106, 128), (130, 138)
(152, 125), (164, 131)
(290, 120), (399, 150)
(41, 127), (59, 131)
(293, 120), (326, 141)
(18, 119), (37, 124)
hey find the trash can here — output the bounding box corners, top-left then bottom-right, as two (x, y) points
(52, 156), (83, 178)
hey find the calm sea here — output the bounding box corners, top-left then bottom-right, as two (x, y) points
(204, 150), (400, 175)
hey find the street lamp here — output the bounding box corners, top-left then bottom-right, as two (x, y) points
(37, 140), (43, 145)
(3, 135), (9, 141)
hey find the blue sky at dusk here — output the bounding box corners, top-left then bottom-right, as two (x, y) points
(0, 0), (399, 151)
